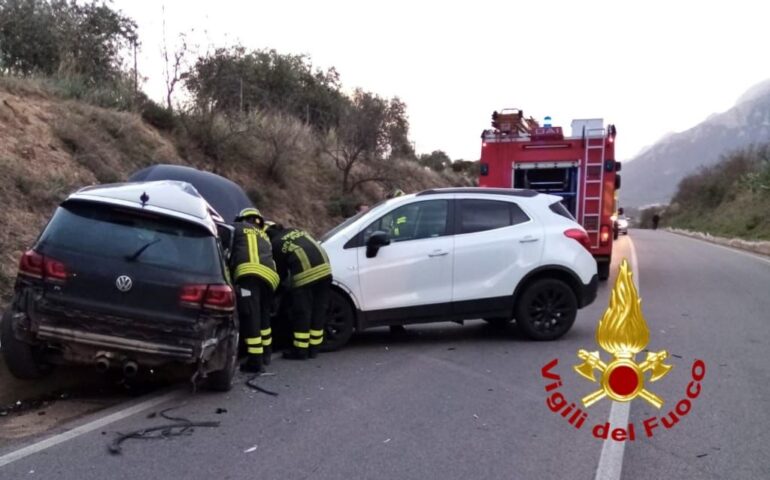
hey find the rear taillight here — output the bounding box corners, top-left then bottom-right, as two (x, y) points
(44, 258), (68, 282)
(19, 250), (44, 279)
(600, 225), (611, 245)
(180, 284), (234, 312)
(564, 228), (592, 252)
(204, 285), (235, 311)
(19, 250), (68, 282)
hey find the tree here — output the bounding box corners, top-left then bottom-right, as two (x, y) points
(418, 150), (451, 171)
(161, 7), (189, 111)
(0, 0), (137, 84)
(184, 47), (346, 130)
(324, 89), (412, 194)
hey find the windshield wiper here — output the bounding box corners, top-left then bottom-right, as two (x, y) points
(125, 238), (162, 262)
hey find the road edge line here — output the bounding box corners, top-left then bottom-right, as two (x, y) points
(593, 236), (639, 480)
(0, 389), (180, 468)
(665, 229), (770, 266)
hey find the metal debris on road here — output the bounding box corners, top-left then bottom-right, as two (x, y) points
(107, 407), (219, 455)
(383, 438), (391, 443)
(215, 408), (227, 414)
(246, 375), (279, 396)
(244, 445), (258, 453)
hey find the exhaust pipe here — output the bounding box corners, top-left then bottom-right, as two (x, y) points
(122, 360), (139, 378)
(95, 356), (110, 373)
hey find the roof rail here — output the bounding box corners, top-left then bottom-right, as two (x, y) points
(416, 187), (539, 198)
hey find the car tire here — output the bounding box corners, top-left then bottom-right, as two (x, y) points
(483, 317), (512, 327)
(597, 261), (610, 281)
(1, 310), (51, 379)
(515, 279), (577, 341)
(320, 290), (354, 352)
(204, 331), (238, 392)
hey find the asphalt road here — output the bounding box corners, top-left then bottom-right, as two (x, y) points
(0, 229), (768, 480)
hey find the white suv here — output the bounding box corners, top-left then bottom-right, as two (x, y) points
(320, 188), (598, 349)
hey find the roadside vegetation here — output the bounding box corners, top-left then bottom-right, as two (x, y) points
(643, 145), (770, 239)
(0, 0), (476, 306)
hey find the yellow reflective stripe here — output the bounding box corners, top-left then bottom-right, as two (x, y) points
(245, 337), (262, 345)
(247, 346), (264, 354)
(293, 264), (331, 287)
(246, 229), (259, 262)
(309, 329), (323, 337)
(294, 332), (310, 339)
(309, 337), (323, 346)
(263, 337), (272, 346)
(294, 248), (311, 272)
(260, 328), (272, 336)
(396, 216), (407, 224)
(293, 340), (309, 348)
(234, 264), (280, 289)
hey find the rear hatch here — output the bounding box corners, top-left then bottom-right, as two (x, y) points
(33, 201), (224, 326)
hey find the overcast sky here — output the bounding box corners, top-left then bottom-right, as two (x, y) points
(115, 0), (770, 162)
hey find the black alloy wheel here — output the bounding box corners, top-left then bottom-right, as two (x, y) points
(320, 290), (354, 352)
(515, 279), (577, 341)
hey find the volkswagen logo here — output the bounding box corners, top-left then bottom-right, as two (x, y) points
(115, 275), (133, 292)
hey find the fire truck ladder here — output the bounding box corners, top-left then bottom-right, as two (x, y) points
(580, 128), (606, 248)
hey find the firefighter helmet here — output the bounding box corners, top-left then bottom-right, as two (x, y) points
(235, 207), (262, 222)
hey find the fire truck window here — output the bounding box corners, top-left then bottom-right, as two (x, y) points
(458, 200), (529, 234)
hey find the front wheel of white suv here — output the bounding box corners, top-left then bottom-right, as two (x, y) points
(515, 279), (577, 341)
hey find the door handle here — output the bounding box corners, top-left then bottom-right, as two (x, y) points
(428, 250), (449, 257)
(519, 236), (540, 243)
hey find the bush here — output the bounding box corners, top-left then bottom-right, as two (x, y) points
(141, 100), (176, 131)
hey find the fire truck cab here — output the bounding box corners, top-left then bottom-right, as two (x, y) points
(478, 109), (621, 280)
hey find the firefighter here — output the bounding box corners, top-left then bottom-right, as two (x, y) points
(386, 188), (409, 238)
(266, 224), (332, 360)
(231, 208), (280, 373)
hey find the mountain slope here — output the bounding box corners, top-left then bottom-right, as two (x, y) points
(621, 81), (770, 207)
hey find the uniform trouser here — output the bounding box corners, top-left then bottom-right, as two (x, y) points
(288, 277), (332, 351)
(236, 276), (274, 359)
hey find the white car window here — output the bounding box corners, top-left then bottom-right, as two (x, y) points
(458, 199), (529, 234)
(364, 200), (449, 243)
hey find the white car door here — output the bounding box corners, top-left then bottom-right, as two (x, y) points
(452, 198), (542, 302)
(356, 199), (454, 313)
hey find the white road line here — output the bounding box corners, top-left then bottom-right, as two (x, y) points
(0, 389), (180, 468)
(593, 236), (639, 480)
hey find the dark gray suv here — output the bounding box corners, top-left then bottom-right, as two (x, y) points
(1, 181), (238, 391)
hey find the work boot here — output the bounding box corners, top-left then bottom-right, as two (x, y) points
(282, 348), (309, 360)
(263, 346), (272, 366)
(308, 347), (318, 359)
(240, 355), (263, 373)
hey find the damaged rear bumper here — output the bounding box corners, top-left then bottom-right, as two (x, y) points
(36, 324), (195, 360)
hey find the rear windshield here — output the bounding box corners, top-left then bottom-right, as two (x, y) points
(549, 201), (575, 221)
(38, 202), (220, 275)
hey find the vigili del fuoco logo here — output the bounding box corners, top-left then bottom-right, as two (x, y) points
(540, 260), (706, 441)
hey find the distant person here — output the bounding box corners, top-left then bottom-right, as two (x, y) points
(355, 203), (370, 214)
(652, 214), (660, 230)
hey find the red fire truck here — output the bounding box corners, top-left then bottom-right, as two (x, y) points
(478, 109), (621, 280)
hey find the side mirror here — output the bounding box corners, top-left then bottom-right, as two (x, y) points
(366, 231), (391, 258)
